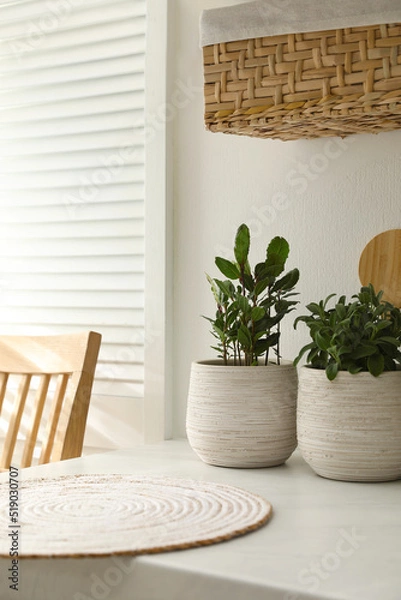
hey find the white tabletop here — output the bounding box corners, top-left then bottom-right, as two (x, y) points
(0, 439), (400, 600)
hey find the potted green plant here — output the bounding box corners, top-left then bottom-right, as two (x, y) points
(294, 284), (401, 482)
(186, 223), (300, 468)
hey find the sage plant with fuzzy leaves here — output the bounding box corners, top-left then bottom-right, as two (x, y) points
(205, 224), (299, 366)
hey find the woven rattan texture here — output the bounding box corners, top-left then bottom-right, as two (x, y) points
(0, 474), (272, 558)
(204, 23), (401, 140)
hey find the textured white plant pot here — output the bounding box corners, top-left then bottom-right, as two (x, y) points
(186, 360), (297, 468)
(297, 366), (401, 482)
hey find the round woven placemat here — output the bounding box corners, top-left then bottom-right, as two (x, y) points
(0, 474), (272, 558)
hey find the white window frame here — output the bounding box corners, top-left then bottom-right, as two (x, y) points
(144, 0), (173, 442)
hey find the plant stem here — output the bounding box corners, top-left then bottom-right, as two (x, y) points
(223, 307), (228, 365)
(265, 283), (272, 365)
(276, 320), (281, 365)
(276, 291), (281, 365)
(240, 266), (246, 297)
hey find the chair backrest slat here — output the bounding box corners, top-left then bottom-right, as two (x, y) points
(39, 374), (70, 465)
(20, 374), (51, 469)
(0, 331), (101, 470)
(1, 375), (32, 468)
(0, 372), (9, 415)
(52, 371), (81, 462)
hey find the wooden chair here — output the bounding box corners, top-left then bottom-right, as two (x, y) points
(0, 331), (101, 471)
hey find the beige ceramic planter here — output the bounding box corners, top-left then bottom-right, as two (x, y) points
(297, 366), (401, 482)
(186, 360), (297, 468)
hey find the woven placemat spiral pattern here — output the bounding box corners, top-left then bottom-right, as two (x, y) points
(0, 474), (272, 558)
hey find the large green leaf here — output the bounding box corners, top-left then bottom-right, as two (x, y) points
(254, 262), (270, 280)
(254, 279), (270, 297)
(352, 343), (377, 359)
(251, 306), (265, 322)
(211, 325), (224, 340)
(378, 336), (400, 346)
(265, 252), (285, 277)
(255, 333), (280, 354)
(335, 303), (347, 320)
(374, 320), (393, 332)
(237, 294), (251, 315)
(275, 299), (292, 314)
(215, 257), (240, 280)
(315, 331), (330, 351)
(267, 236), (289, 263)
(273, 268), (300, 292)
(215, 279), (233, 298)
(367, 353), (385, 377)
(237, 324), (252, 347)
(242, 273), (255, 292)
(234, 224), (250, 267)
(326, 362), (339, 381)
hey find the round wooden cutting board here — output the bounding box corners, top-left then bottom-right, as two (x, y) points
(359, 229), (401, 307)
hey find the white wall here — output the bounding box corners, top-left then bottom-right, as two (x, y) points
(171, 0), (401, 437)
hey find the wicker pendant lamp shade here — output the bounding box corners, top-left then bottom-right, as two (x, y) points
(201, 1), (401, 141)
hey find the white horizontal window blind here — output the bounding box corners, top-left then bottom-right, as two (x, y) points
(0, 0), (146, 404)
